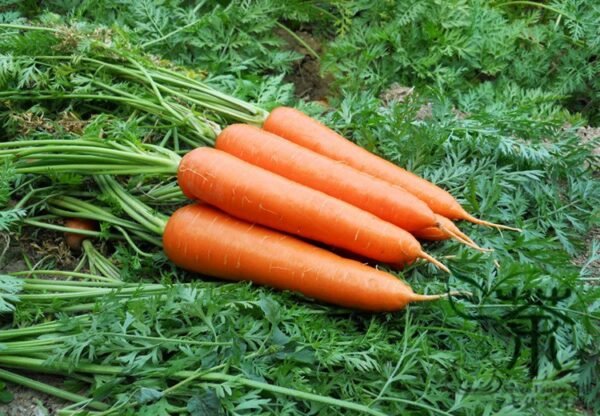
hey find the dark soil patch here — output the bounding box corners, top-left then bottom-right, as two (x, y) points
(277, 28), (332, 101)
(0, 229), (77, 415)
(0, 228), (77, 274)
(0, 374), (66, 416)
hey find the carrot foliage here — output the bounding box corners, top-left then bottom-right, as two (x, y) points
(0, 1), (598, 415)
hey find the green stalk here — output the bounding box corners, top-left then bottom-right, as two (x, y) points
(0, 316), (90, 341)
(70, 55), (267, 122)
(113, 225), (162, 252)
(60, 295), (169, 313)
(274, 22), (320, 60)
(95, 176), (168, 235)
(14, 147), (179, 169)
(11, 270), (118, 281)
(137, 183), (185, 203)
(22, 219), (114, 239)
(47, 197), (153, 233)
(16, 164), (176, 176)
(82, 240), (121, 281)
(20, 278), (129, 288)
(16, 145), (178, 167)
(0, 368), (108, 411)
(0, 91), (175, 112)
(90, 333), (230, 347)
(141, 17), (205, 48)
(497, 1), (578, 21)
(0, 356), (387, 416)
(0, 139), (112, 149)
(149, 66), (268, 119)
(18, 284), (168, 300)
(21, 216), (157, 248)
(0, 23), (59, 32)
(2, 138), (180, 177)
(0, 355), (123, 375)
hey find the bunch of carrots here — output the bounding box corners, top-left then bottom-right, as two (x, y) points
(25, 107), (517, 313)
(0, 24), (520, 313)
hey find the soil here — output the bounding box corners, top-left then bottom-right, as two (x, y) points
(380, 83), (414, 105)
(277, 28), (332, 101)
(0, 374), (66, 416)
(572, 227), (600, 280)
(577, 126), (600, 157)
(379, 83), (468, 120)
(0, 230), (72, 416)
(572, 127), (600, 282)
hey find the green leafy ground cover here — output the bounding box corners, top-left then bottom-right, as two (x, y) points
(0, 1), (598, 415)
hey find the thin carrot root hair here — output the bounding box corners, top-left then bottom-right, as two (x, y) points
(441, 222), (476, 245)
(438, 223), (493, 253)
(463, 214), (522, 232)
(410, 290), (473, 302)
(418, 252), (450, 273)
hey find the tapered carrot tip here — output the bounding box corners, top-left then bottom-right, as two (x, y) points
(438, 223), (494, 253)
(419, 252), (450, 273)
(463, 213), (522, 232)
(410, 290), (472, 302)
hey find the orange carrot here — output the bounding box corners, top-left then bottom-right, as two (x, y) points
(263, 107), (520, 231)
(177, 148), (448, 271)
(163, 204), (453, 311)
(64, 218), (97, 250)
(215, 124), (436, 232)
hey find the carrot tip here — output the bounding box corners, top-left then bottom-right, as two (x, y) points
(463, 214), (522, 232)
(410, 290), (472, 302)
(419, 252), (450, 273)
(438, 223), (493, 253)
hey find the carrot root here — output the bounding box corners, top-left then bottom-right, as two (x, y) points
(418, 251), (450, 273)
(438, 223), (493, 253)
(440, 222), (476, 245)
(463, 214), (522, 232)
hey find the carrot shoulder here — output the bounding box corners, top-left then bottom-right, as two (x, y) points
(177, 147), (447, 271)
(163, 204), (448, 311)
(215, 124), (437, 232)
(263, 107), (519, 231)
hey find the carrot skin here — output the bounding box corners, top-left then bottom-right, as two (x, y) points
(263, 107), (467, 220)
(163, 204), (434, 311)
(64, 218), (97, 251)
(177, 147), (432, 266)
(215, 124), (436, 232)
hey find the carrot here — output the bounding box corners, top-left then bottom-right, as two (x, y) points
(215, 124), (436, 232)
(163, 204), (454, 311)
(177, 147), (448, 271)
(263, 107), (520, 231)
(64, 218), (97, 251)
(414, 214), (491, 252)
